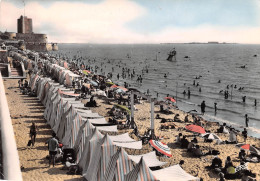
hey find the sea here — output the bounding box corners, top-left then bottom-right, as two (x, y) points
(50, 43), (260, 138)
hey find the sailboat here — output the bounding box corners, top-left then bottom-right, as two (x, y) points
(166, 48), (176, 61)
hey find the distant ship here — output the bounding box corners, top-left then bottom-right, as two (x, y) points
(166, 48), (176, 61)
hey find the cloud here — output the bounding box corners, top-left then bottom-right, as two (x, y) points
(1, 0), (260, 44)
(1, 0), (146, 43)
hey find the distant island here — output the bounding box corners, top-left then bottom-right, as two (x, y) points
(161, 42), (237, 44)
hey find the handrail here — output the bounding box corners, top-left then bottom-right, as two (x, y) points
(0, 73), (23, 181)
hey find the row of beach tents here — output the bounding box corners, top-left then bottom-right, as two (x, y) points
(23, 52), (200, 181)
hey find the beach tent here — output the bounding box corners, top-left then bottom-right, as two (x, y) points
(56, 105), (76, 139)
(52, 98), (68, 133)
(49, 95), (62, 128)
(128, 151), (167, 168)
(124, 157), (157, 181)
(103, 147), (134, 181)
(152, 164), (200, 181)
(59, 105), (78, 142)
(113, 141), (142, 150)
(86, 118), (109, 125)
(29, 74), (40, 92)
(109, 133), (136, 143)
(79, 112), (102, 119)
(46, 92), (59, 123)
(96, 125), (118, 132)
(41, 81), (50, 103)
(74, 120), (94, 163)
(79, 128), (104, 174)
(84, 134), (113, 181)
(99, 134), (117, 181)
(62, 113), (84, 148)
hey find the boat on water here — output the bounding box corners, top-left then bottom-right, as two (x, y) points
(166, 48), (176, 61)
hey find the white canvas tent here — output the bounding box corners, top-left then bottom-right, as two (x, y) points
(129, 151), (167, 168)
(152, 164), (200, 181)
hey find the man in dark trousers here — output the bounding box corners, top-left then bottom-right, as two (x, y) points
(46, 132), (59, 167)
(201, 100), (206, 115)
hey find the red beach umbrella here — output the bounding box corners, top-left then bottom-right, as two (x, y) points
(164, 97), (176, 103)
(236, 144), (260, 155)
(149, 140), (172, 157)
(110, 84), (118, 89)
(185, 124), (206, 134)
(117, 86), (128, 92)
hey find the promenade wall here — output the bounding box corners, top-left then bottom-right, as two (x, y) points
(0, 73), (23, 180)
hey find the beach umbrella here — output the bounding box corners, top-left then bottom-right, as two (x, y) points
(106, 82), (114, 86)
(117, 86), (128, 92)
(110, 84), (118, 89)
(82, 70), (90, 75)
(236, 144), (260, 155)
(149, 140), (172, 158)
(202, 133), (221, 141)
(185, 124), (206, 134)
(164, 97), (176, 103)
(90, 80), (98, 87)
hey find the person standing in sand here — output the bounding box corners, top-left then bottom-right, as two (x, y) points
(201, 100), (206, 115)
(29, 122), (38, 146)
(46, 132), (59, 167)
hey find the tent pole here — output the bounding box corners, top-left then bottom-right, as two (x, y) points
(151, 99), (155, 139)
(130, 91), (134, 128)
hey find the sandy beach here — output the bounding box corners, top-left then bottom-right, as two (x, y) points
(3, 76), (260, 181)
(89, 98), (260, 181)
(4, 78), (84, 181)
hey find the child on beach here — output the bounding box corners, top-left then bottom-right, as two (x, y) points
(29, 122), (38, 146)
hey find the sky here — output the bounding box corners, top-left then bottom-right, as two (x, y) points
(1, 0), (260, 44)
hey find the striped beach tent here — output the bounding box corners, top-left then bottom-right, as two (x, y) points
(56, 105), (75, 140)
(43, 85), (56, 118)
(124, 157), (157, 181)
(40, 81), (50, 103)
(63, 113), (84, 148)
(46, 92), (59, 123)
(39, 79), (50, 103)
(79, 128), (104, 174)
(99, 134), (117, 181)
(75, 120), (94, 164)
(84, 135), (108, 181)
(49, 95), (62, 128)
(30, 74), (39, 91)
(103, 147), (134, 181)
(84, 134), (117, 181)
(36, 78), (45, 99)
(48, 93), (61, 126)
(60, 106), (78, 143)
(53, 98), (69, 133)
